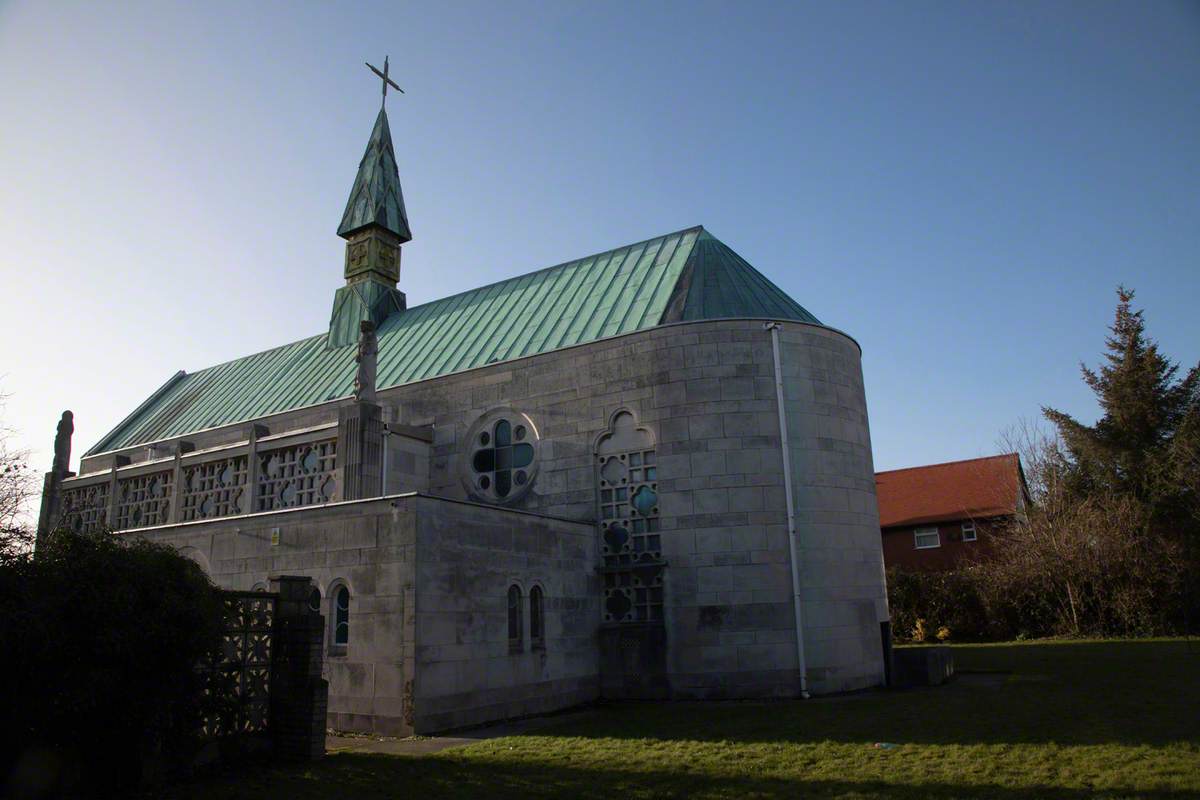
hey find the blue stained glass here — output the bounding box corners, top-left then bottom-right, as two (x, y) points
(512, 443), (534, 468)
(632, 485), (657, 516)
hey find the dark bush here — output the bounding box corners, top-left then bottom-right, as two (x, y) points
(887, 566), (1000, 642)
(0, 529), (224, 796)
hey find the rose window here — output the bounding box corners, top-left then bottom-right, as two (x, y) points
(464, 411), (539, 503)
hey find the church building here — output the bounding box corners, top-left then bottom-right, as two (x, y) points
(38, 76), (890, 735)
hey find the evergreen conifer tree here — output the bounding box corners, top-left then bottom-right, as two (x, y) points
(1043, 287), (1199, 538)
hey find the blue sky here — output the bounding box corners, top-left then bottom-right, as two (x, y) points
(1, 0), (1197, 493)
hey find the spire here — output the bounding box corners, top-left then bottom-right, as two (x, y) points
(328, 66), (411, 348)
(338, 108), (412, 242)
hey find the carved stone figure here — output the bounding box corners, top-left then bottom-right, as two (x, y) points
(36, 410), (75, 547)
(354, 320), (378, 403)
(53, 410), (74, 476)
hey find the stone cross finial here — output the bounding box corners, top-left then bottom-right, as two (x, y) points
(354, 320), (378, 403)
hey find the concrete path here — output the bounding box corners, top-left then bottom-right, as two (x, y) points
(326, 708), (597, 757)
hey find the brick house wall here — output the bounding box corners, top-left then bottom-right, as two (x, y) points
(881, 516), (1006, 571)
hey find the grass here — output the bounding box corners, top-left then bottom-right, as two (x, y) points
(168, 639), (1200, 799)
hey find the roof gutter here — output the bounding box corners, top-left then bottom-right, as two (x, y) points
(765, 321), (810, 699)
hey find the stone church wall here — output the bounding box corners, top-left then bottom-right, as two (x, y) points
(408, 496), (599, 733)
(377, 318), (886, 697)
(778, 326), (888, 694)
(126, 498), (418, 734)
(85, 317), (887, 707)
(124, 494), (596, 736)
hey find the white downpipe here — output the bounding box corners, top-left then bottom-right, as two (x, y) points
(765, 322), (810, 699)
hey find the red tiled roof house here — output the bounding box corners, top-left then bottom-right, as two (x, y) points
(876, 454), (1029, 570)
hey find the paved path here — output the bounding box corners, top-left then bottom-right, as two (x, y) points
(326, 708), (598, 757)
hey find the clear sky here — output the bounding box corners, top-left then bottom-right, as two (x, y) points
(1, 1), (1197, 505)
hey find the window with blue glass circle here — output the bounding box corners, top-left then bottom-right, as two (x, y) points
(471, 418), (535, 499)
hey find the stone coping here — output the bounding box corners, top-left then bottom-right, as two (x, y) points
(106, 491), (594, 536)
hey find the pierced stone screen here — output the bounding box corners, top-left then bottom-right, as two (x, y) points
(116, 471), (174, 529)
(595, 410), (663, 626)
(183, 456), (248, 521)
(256, 440), (337, 512)
(60, 483), (109, 533)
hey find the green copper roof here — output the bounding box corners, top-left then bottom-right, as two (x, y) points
(338, 109), (412, 241)
(663, 231), (820, 325)
(327, 278), (406, 348)
(85, 226), (823, 455)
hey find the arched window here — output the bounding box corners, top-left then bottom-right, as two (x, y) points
(333, 585), (350, 649)
(308, 587), (322, 615)
(529, 585), (545, 650)
(507, 584), (523, 652)
(596, 410), (663, 624)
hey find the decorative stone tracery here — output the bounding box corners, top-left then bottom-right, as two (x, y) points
(182, 456), (248, 521)
(596, 410), (663, 624)
(116, 470), (174, 529)
(59, 482), (109, 533)
(463, 409), (540, 504)
(256, 440), (338, 512)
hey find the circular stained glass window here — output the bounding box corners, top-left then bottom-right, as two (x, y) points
(464, 410), (540, 504)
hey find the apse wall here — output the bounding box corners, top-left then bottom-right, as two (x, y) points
(778, 324), (889, 694)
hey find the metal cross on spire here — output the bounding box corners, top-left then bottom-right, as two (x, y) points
(365, 56), (403, 109)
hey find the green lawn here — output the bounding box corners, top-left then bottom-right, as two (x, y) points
(169, 639), (1200, 799)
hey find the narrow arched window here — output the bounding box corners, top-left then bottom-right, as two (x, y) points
(507, 585), (523, 652)
(530, 585), (545, 650)
(307, 587), (322, 615)
(334, 586), (350, 646)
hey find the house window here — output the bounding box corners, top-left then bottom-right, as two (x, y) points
(333, 585), (350, 647)
(961, 521), (978, 542)
(507, 585), (523, 652)
(308, 587), (322, 614)
(530, 585), (545, 650)
(914, 527), (941, 549)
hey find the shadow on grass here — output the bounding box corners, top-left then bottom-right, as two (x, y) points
(532, 640), (1200, 748)
(168, 751), (1200, 800)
